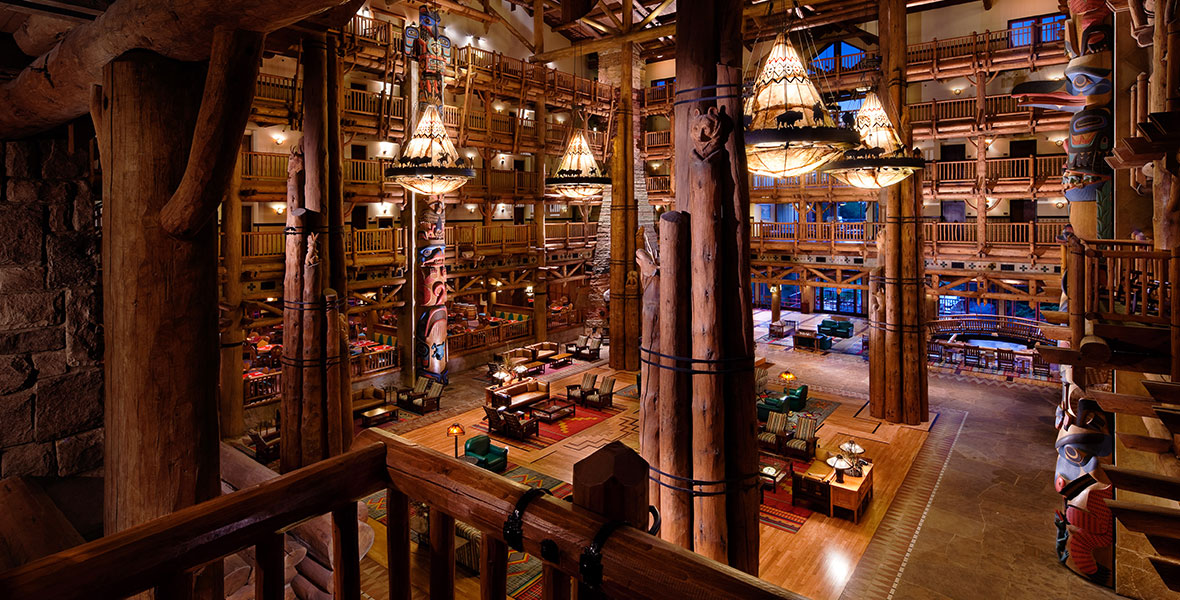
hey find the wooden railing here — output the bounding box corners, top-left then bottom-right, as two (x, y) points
(244, 371), (281, 408)
(751, 221), (1066, 247)
(351, 346), (399, 377)
(240, 228), (402, 260)
(544, 222), (598, 246)
(1075, 238), (1174, 326)
(241, 151), (289, 180)
(908, 22), (1065, 64)
(647, 175), (671, 193)
(343, 88), (382, 115)
(645, 130), (672, 149)
(242, 231), (285, 258)
(346, 14), (396, 44)
(345, 159), (382, 184)
(644, 83), (675, 106)
(934, 160), (975, 182)
(256, 73), (298, 104)
(448, 318), (535, 354)
(909, 94), (1025, 123)
(353, 228), (395, 255)
(928, 315), (1053, 344)
(809, 51), (874, 78)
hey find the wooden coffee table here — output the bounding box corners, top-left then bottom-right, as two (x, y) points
(362, 405), (398, 427)
(550, 352), (573, 368)
(529, 399), (575, 423)
(522, 361), (545, 376)
(757, 462), (788, 501)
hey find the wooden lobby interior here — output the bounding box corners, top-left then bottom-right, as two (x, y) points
(0, 0), (1178, 599)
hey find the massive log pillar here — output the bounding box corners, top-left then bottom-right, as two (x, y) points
(100, 51), (220, 596)
(608, 34), (641, 371)
(398, 61), (419, 387)
(871, 0), (928, 425)
(534, 96), (550, 342)
(220, 155), (245, 438)
(658, 211), (691, 550)
(326, 33), (352, 450)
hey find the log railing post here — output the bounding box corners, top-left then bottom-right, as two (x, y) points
(255, 531), (285, 600)
(573, 442), (650, 600)
(429, 508), (456, 600)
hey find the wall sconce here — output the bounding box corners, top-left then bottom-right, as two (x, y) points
(1055, 200), (1067, 209)
(651, 162), (661, 169)
(272, 203), (286, 215)
(378, 202), (392, 216)
(526, 285), (534, 296)
(1053, 137), (1065, 146)
(466, 151), (476, 159)
(272, 133), (286, 145)
(984, 197), (999, 211)
(378, 141), (394, 156)
(952, 87), (962, 96)
(556, 115), (566, 123)
(494, 102), (504, 112)
(466, 204), (477, 213)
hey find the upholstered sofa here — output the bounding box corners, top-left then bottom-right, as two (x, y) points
(756, 385), (808, 421)
(464, 435), (508, 472)
(527, 341), (560, 362)
(818, 319), (853, 338)
(486, 379), (550, 411)
(351, 386), (387, 414)
(498, 347), (534, 369)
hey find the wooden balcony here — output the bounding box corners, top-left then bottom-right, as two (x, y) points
(543, 222), (599, 249)
(750, 220), (1064, 257)
(448, 223), (536, 255)
(909, 95), (1070, 140)
(646, 174), (672, 196)
(231, 226), (407, 266)
(643, 130), (672, 155)
(924, 155), (1066, 200)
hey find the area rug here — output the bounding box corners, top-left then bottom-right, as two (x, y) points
(758, 453), (813, 533)
(471, 404), (624, 451)
(756, 390), (841, 429)
(755, 333), (795, 348)
(352, 407), (424, 436)
(614, 383), (638, 400)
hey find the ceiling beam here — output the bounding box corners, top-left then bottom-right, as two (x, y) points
(531, 21), (672, 61)
(0, 0), (105, 22)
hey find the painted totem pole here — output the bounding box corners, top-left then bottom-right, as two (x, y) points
(406, 5), (453, 383)
(1012, 0), (1114, 238)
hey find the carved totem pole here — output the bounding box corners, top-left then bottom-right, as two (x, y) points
(405, 5), (453, 382)
(1012, 0), (1114, 238)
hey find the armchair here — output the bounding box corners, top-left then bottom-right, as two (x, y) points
(786, 384), (808, 411)
(576, 338), (602, 361)
(483, 405), (507, 434)
(395, 378), (429, 405)
(756, 395), (787, 422)
(566, 372), (597, 403)
(402, 381), (442, 414)
(817, 319), (853, 338)
(782, 416), (818, 461)
(583, 376), (616, 409)
(565, 335), (589, 355)
(464, 435), (508, 472)
(502, 411), (540, 440)
(757, 411), (792, 454)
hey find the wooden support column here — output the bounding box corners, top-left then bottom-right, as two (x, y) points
(873, 0), (928, 425)
(769, 285), (781, 323)
(608, 24), (640, 370)
(658, 211), (690, 549)
(637, 239), (660, 511)
(972, 77), (988, 252)
(326, 33), (352, 450)
(99, 51), (221, 597)
(534, 95), (550, 342)
(398, 61), (420, 387)
(220, 155), (245, 438)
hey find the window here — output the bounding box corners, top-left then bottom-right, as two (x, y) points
(1009, 13), (1067, 47)
(811, 42), (866, 73)
(837, 201), (868, 222)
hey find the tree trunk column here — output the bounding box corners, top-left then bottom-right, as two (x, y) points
(606, 42), (640, 371)
(534, 96), (549, 341)
(220, 155), (245, 438)
(873, 0), (928, 425)
(100, 51), (220, 535)
(769, 285), (781, 323)
(398, 63), (419, 387)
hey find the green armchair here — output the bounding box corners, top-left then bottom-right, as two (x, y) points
(818, 319), (853, 338)
(757, 395), (787, 422)
(464, 434), (508, 472)
(786, 385), (808, 411)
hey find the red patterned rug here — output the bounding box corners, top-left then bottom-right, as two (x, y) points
(471, 404), (623, 451)
(759, 454), (813, 534)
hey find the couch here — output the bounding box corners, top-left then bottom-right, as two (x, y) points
(464, 434), (508, 472)
(527, 341), (560, 362)
(818, 319), (853, 338)
(486, 379), (550, 411)
(575, 338), (602, 361)
(498, 347), (534, 369)
(351, 386), (387, 414)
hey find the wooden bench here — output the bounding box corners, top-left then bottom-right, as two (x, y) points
(362, 405), (399, 427)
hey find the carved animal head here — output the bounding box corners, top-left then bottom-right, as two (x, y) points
(690, 106), (733, 159)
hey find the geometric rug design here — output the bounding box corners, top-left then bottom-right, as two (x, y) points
(755, 390), (841, 428)
(838, 407), (968, 600)
(757, 453), (813, 533)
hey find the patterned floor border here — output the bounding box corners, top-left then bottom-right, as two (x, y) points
(837, 406), (968, 600)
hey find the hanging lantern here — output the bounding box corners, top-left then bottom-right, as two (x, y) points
(545, 129), (610, 199)
(387, 104), (475, 196)
(744, 34), (859, 178)
(822, 92), (925, 189)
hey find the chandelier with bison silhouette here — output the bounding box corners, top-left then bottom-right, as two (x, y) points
(744, 34), (859, 178)
(546, 128), (611, 199)
(388, 104), (475, 196)
(821, 91), (924, 189)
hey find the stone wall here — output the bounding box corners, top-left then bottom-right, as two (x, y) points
(0, 129), (104, 478)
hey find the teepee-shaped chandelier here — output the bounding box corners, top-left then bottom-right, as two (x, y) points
(822, 92), (924, 189)
(388, 104), (475, 196)
(744, 34), (859, 178)
(545, 126), (610, 199)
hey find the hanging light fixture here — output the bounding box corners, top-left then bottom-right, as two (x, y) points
(744, 34), (859, 178)
(387, 105), (475, 195)
(546, 125), (610, 199)
(822, 91), (924, 189)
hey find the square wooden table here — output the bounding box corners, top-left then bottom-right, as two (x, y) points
(361, 405), (398, 427)
(549, 352), (574, 368)
(522, 361), (545, 376)
(530, 399), (576, 423)
(824, 462), (874, 523)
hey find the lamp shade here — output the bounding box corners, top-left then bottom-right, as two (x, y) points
(826, 454), (854, 470)
(822, 91), (924, 189)
(447, 423), (465, 437)
(744, 34), (859, 178)
(546, 129), (610, 198)
(839, 440), (865, 456)
(388, 105), (475, 195)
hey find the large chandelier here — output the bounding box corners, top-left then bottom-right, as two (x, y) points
(387, 104), (475, 196)
(745, 34), (859, 178)
(822, 91), (924, 189)
(545, 129), (610, 199)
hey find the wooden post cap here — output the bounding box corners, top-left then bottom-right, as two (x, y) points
(573, 441), (650, 528)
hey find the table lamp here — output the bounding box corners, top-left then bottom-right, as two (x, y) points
(839, 440), (866, 477)
(779, 370), (796, 387)
(826, 454), (854, 483)
(446, 423), (465, 458)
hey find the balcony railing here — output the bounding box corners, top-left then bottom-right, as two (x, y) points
(647, 175), (672, 193)
(909, 94), (1025, 123)
(644, 130), (672, 150)
(644, 83), (675, 106)
(544, 222), (598, 246)
(751, 220), (1065, 247)
(238, 227), (403, 261)
(256, 73), (298, 104)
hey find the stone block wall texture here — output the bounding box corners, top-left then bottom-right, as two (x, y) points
(0, 131), (104, 478)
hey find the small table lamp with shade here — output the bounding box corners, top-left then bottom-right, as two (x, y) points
(839, 440), (866, 477)
(826, 454), (854, 483)
(447, 423), (465, 458)
(778, 370), (797, 390)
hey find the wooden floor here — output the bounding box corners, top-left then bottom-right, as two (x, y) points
(357, 364), (927, 600)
